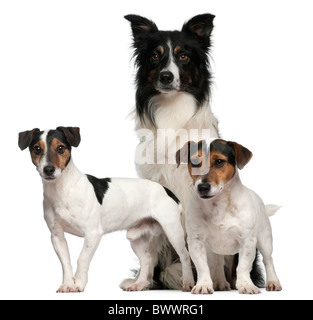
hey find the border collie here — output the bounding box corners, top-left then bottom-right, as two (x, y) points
(124, 14), (264, 290)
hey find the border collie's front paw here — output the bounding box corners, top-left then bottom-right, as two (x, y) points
(214, 279), (231, 291)
(181, 275), (195, 292)
(237, 282), (261, 294)
(191, 283), (214, 294)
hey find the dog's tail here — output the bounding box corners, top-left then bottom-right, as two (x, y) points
(265, 204), (282, 217)
(153, 235), (183, 290)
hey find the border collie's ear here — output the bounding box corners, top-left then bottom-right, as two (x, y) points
(57, 126), (81, 148)
(176, 141), (198, 168)
(18, 128), (40, 151)
(182, 14), (215, 47)
(124, 14), (158, 48)
(227, 141), (253, 170)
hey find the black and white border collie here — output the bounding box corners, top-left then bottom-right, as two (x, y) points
(125, 13), (218, 132)
(125, 14), (216, 129)
(124, 14), (264, 290)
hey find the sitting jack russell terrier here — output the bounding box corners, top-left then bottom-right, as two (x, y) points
(176, 139), (282, 294)
(18, 126), (194, 293)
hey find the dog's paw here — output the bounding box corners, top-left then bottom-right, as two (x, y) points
(214, 280), (231, 291)
(266, 281), (282, 292)
(73, 277), (86, 292)
(191, 283), (214, 294)
(237, 282), (261, 294)
(181, 278), (195, 292)
(126, 281), (150, 291)
(56, 282), (78, 293)
(120, 278), (136, 290)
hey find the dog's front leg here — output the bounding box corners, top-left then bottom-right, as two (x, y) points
(74, 232), (102, 292)
(51, 232), (76, 293)
(188, 237), (214, 294)
(236, 238), (261, 294)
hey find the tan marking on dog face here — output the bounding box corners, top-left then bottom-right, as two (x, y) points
(148, 46), (165, 82)
(157, 45), (164, 55)
(50, 138), (71, 170)
(188, 149), (209, 184)
(207, 151), (235, 186)
(148, 68), (158, 82)
(174, 46), (182, 55)
(30, 140), (45, 167)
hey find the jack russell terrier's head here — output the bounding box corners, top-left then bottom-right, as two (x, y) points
(18, 126), (80, 181)
(176, 139), (253, 199)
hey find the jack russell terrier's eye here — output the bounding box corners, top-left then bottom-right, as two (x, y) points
(191, 157), (202, 168)
(57, 145), (66, 154)
(33, 145), (42, 155)
(215, 159), (226, 168)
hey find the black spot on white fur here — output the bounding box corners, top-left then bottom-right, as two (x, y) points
(86, 174), (111, 205)
(163, 187), (180, 204)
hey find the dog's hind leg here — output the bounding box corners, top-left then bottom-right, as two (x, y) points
(257, 225), (282, 292)
(155, 202), (195, 292)
(125, 233), (153, 291)
(166, 233), (194, 292)
(123, 221), (163, 291)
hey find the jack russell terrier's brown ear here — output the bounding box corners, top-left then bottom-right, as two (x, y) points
(176, 141), (199, 168)
(18, 128), (40, 151)
(227, 141), (253, 170)
(57, 126), (81, 148)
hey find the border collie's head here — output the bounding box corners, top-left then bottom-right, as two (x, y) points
(125, 14), (215, 126)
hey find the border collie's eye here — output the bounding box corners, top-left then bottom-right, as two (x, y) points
(179, 54), (189, 61)
(33, 145), (41, 155)
(57, 145), (65, 154)
(215, 159), (226, 168)
(151, 53), (159, 63)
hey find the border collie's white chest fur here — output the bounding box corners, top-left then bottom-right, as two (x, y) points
(152, 92), (197, 130)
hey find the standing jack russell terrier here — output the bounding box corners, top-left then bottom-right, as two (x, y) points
(18, 126), (194, 293)
(176, 139), (282, 294)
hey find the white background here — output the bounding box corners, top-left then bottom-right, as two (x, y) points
(1, 0), (312, 300)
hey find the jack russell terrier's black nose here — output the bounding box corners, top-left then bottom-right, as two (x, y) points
(197, 183), (211, 196)
(44, 165), (55, 176)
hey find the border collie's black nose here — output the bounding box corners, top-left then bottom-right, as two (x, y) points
(159, 71), (174, 85)
(44, 165), (55, 176)
(198, 183), (211, 196)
